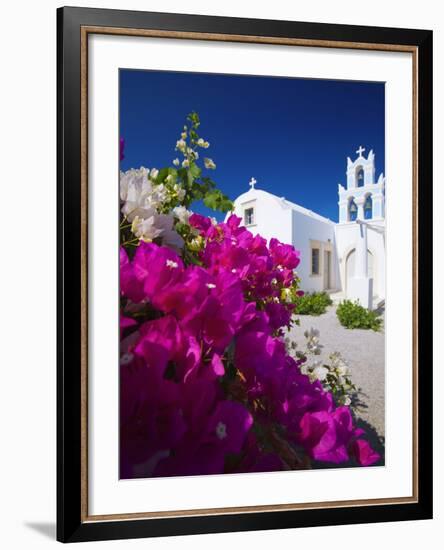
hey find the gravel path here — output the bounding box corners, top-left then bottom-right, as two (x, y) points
(287, 305), (385, 443)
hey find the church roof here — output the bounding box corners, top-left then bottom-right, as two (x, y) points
(235, 188), (334, 225)
(280, 197), (334, 225)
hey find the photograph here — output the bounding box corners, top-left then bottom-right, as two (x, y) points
(53, 5), (433, 542)
(118, 69), (386, 480)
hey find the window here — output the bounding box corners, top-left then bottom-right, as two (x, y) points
(348, 198), (358, 221)
(311, 248), (320, 275)
(356, 166), (365, 187)
(364, 194), (373, 219)
(244, 207), (254, 226)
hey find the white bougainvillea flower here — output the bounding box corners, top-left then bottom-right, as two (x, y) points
(300, 364), (310, 376)
(162, 228), (184, 251)
(173, 158), (180, 166)
(131, 213), (184, 251)
(313, 364), (329, 382)
(149, 168), (159, 181)
(195, 137), (209, 148)
(152, 183), (168, 204)
(120, 168), (169, 222)
(173, 205), (192, 224)
(120, 167), (150, 202)
(131, 214), (164, 241)
(304, 327), (323, 355)
(176, 139), (186, 152)
(337, 363), (350, 376)
(204, 157), (216, 170)
(174, 185), (186, 201)
(120, 167), (154, 221)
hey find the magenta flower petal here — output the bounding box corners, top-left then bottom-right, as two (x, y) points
(210, 353), (225, 376)
(353, 439), (381, 466)
(120, 315), (137, 330)
(120, 247), (144, 302)
(206, 400), (253, 454)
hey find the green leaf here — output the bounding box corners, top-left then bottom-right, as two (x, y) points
(155, 167), (169, 184)
(177, 167), (188, 183)
(191, 182), (205, 200)
(189, 163), (201, 179)
(201, 176), (216, 190)
(187, 169), (195, 188)
(203, 189), (221, 210)
(187, 111), (200, 128)
(203, 189), (233, 213)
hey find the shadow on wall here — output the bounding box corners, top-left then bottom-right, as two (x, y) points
(24, 522), (56, 540)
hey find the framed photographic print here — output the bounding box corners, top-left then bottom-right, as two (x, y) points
(57, 6), (433, 543)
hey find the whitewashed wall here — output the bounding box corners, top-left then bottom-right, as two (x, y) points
(335, 221), (386, 299)
(231, 189), (293, 246)
(291, 210), (336, 292)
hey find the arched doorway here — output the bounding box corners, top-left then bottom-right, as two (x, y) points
(345, 248), (375, 293)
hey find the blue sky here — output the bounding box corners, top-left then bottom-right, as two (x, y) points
(120, 69), (385, 222)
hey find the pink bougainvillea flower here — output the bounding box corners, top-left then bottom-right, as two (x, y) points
(120, 359), (187, 477)
(153, 394), (253, 477)
(119, 209), (380, 478)
(189, 212), (213, 235)
(120, 315), (137, 331)
(149, 265), (209, 319)
(235, 328), (287, 387)
(183, 294), (236, 352)
(204, 400), (253, 455)
(298, 411), (348, 463)
(120, 247), (144, 303)
(298, 406), (357, 464)
(265, 301), (292, 331)
(132, 242), (184, 302)
(234, 432), (284, 473)
(202, 239), (251, 278)
(269, 237), (301, 270)
(352, 439), (380, 466)
(134, 315), (183, 374)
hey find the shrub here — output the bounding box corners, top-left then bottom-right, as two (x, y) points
(336, 300), (382, 331)
(294, 291), (333, 316)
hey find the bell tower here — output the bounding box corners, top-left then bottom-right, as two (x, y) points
(338, 146), (385, 223)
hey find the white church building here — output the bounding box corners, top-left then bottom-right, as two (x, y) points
(230, 147), (385, 310)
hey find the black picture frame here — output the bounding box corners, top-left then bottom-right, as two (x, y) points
(57, 6), (433, 543)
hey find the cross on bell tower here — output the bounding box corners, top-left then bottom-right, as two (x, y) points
(356, 145), (366, 157)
